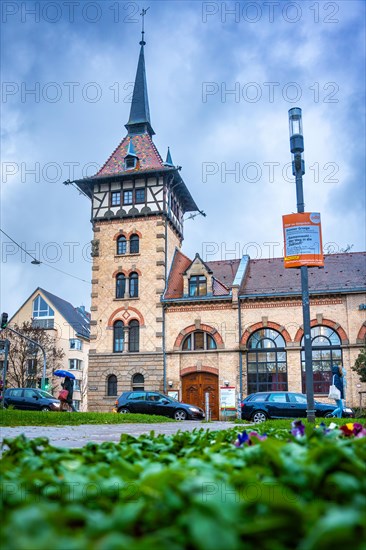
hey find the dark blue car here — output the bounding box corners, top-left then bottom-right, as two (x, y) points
(115, 391), (205, 420)
(3, 388), (61, 412)
(241, 391), (355, 422)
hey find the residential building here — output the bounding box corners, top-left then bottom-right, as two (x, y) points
(8, 288), (90, 411)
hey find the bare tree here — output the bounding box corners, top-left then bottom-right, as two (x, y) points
(3, 321), (65, 390)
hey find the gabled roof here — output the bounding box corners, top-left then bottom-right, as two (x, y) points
(164, 250), (235, 300)
(163, 252), (366, 302)
(182, 253), (213, 276)
(239, 252), (366, 297)
(10, 288), (90, 339)
(39, 288), (90, 339)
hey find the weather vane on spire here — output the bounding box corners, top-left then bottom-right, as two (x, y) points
(140, 7), (150, 46)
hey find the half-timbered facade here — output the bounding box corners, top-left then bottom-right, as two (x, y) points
(74, 35), (366, 416)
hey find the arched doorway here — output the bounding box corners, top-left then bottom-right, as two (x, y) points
(181, 371), (219, 420)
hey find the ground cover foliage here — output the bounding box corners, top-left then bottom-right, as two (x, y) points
(1, 424), (366, 550)
(0, 409), (174, 426)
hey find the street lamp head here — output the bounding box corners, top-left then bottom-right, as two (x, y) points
(289, 107), (304, 154)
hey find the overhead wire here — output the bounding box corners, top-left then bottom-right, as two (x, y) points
(0, 228), (91, 285)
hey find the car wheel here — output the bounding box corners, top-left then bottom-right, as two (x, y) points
(118, 407), (129, 414)
(251, 410), (267, 423)
(41, 406), (51, 412)
(174, 409), (187, 421)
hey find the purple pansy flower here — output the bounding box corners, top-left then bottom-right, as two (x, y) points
(291, 420), (305, 438)
(234, 430), (267, 447)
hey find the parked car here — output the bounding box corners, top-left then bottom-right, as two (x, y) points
(241, 391), (355, 422)
(114, 391), (205, 420)
(3, 388), (61, 412)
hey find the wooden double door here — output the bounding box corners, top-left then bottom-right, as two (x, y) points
(182, 372), (219, 420)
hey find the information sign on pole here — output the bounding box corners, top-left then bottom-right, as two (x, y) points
(283, 212), (324, 268)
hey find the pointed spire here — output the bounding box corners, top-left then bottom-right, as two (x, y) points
(164, 146), (174, 166)
(125, 138), (138, 158)
(125, 9), (155, 137)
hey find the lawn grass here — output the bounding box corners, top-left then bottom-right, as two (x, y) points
(0, 409), (175, 426)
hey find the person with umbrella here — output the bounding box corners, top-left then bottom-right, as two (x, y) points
(54, 370), (77, 412)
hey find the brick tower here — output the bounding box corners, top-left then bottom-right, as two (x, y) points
(74, 33), (198, 411)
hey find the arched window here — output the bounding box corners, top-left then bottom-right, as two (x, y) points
(130, 234), (139, 254)
(132, 373), (144, 391)
(182, 331), (217, 351)
(129, 272), (139, 298)
(301, 326), (342, 394)
(116, 273), (126, 299)
(117, 235), (127, 255)
(107, 374), (117, 396)
(129, 320), (140, 352)
(113, 321), (124, 353)
(247, 329), (287, 394)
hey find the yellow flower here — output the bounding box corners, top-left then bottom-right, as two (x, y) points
(346, 423), (354, 430)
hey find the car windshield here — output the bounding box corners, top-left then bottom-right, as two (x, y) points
(37, 390), (55, 399)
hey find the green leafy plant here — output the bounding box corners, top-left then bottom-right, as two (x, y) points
(1, 424), (365, 549)
(352, 346), (366, 383)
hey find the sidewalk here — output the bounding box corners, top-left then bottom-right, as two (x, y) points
(1, 421), (240, 449)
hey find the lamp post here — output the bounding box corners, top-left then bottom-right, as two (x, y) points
(288, 108), (315, 423)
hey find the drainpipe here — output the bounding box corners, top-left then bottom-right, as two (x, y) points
(162, 305), (167, 394)
(162, 177), (171, 394)
(237, 298), (243, 415)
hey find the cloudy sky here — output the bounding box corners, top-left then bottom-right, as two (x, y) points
(1, 0), (365, 315)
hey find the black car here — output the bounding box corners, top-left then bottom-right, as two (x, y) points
(241, 392), (355, 423)
(115, 391), (205, 420)
(3, 388), (61, 412)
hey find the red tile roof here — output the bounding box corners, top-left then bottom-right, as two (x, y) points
(165, 253), (237, 299)
(165, 249), (192, 299)
(164, 252), (366, 301)
(97, 133), (165, 177)
(240, 253), (366, 296)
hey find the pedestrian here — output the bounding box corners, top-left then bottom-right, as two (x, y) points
(329, 365), (344, 418)
(61, 376), (77, 412)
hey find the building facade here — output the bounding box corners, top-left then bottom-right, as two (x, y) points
(8, 288), (90, 411)
(74, 36), (366, 416)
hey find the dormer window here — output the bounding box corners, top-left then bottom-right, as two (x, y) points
(189, 275), (207, 297)
(125, 157), (136, 170)
(124, 139), (138, 171)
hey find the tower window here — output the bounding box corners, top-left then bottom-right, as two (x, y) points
(129, 320), (140, 352)
(117, 236), (127, 255)
(129, 272), (139, 298)
(125, 158), (136, 170)
(123, 191), (133, 205)
(130, 234), (139, 254)
(113, 321), (124, 353)
(111, 192), (121, 206)
(189, 276), (207, 297)
(116, 273), (126, 299)
(135, 188), (145, 204)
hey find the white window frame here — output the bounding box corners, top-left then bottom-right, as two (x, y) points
(69, 359), (82, 370)
(69, 338), (82, 351)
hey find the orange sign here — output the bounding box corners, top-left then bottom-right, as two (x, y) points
(283, 213), (324, 268)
